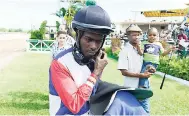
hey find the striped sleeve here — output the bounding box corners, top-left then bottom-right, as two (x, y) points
(51, 44), (57, 59)
(50, 60), (96, 114)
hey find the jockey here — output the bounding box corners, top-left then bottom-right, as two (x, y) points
(49, 5), (152, 115)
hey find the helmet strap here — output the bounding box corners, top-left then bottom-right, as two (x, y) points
(72, 30), (106, 66)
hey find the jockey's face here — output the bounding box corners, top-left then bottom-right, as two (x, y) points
(80, 31), (104, 58)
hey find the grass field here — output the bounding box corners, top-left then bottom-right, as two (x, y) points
(0, 53), (189, 115)
(0, 53), (50, 114)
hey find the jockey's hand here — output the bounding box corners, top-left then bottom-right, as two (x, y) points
(93, 50), (108, 77)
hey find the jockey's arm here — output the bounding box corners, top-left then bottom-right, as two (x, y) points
(50, 60), (97, 114)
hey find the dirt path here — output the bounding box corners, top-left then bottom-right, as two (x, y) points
(0, 33), (29, 70)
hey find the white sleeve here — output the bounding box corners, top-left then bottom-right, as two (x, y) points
(117, 48), (129, 70)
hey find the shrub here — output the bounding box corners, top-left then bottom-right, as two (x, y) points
(158, 57), (189, 81)
(105, 47), (120, 61)
(30, 20), (47, 40)
(56, 21), (60, 32)
(105, 46), (189, 81)
(30, 30), (43, 40)
(105, 47), (112, 57)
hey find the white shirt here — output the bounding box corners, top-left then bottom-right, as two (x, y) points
(66, 35), (76, 47)
(117, 42), (143, 88)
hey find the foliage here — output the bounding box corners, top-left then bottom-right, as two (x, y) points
(30, 30), (43, 40)
(9, 28), (22, 32)
(0, 28), (8, 32)
(64, 3), (80, 27)
(30, 20), (47, 40)
(39, 20), (47, 39)
(50, 38), (55, 40)
(105, 47), (120, 61)
(105, 46), (189, 81)
(158, 56), (189, 81)
(72, 2), (84, 12)
(55, 0), (96, 30)
(105, 47), (112, 56)
(56, 21), (61, 32)
(0, 28), (31, 33)
(56, 7), (67, 18)
(111, 38), (121, 48)
(85, 0), (96, 6)
(64, 7), (76, 27)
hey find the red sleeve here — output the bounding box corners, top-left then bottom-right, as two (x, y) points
(178, 35), (181, 40)
(178, 34), (188, 41)
(183, 34), (188, 40)
(50, 60), (94, 114)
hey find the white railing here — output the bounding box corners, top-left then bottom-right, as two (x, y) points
(26, 39), (55, 52)
(26, 39), (125, 52)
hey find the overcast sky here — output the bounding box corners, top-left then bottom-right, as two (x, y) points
(0, 0), (188, 30)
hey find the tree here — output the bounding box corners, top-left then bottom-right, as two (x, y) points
(72, 2), (84, 12)
(85, 0), (96, 6)
(15, 28), (23, 32)
(7, 28), (23, 32)
(56, 21), (61, 32)
(30, 30), (43, 40)
(57, 0), (96, 33)
(39, 20), (47, 39)
(57, 0), (96, 25)
(0, 28), (7, 32)
(56, 7), (67, 18)
(64, 6), (77, 28)
(30, 20), (47, 40)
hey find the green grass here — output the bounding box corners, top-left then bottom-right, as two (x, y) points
(0, 53), (51, 114)
(0, 53), (189, 114)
